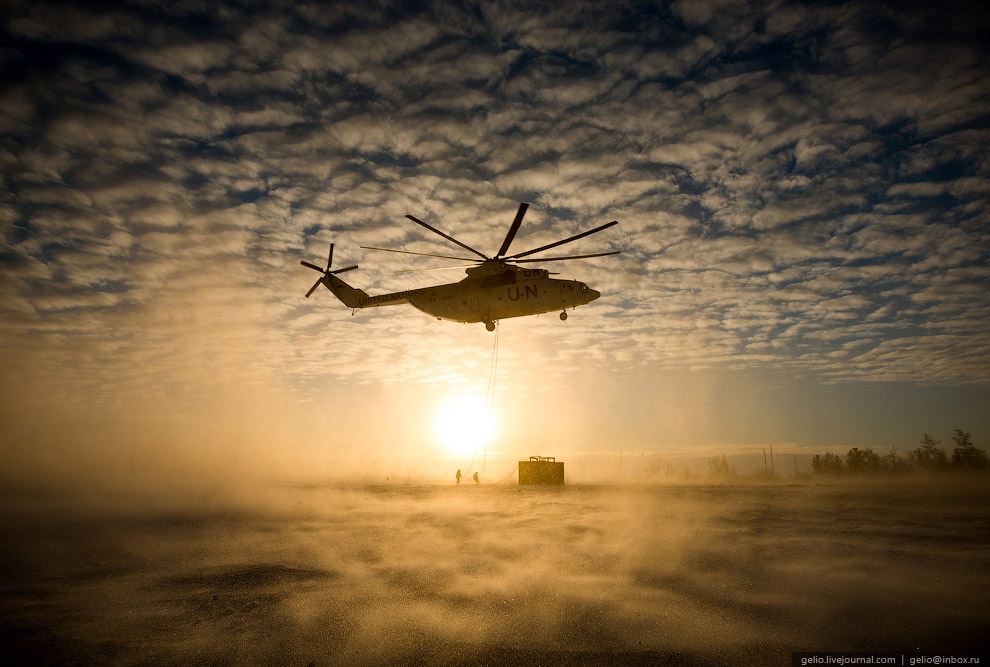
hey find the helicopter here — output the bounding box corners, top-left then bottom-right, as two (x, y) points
(300, 203), (619, 331)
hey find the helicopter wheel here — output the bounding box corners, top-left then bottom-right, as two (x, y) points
(559, 311), (568, 321)
(485, 320), (495, 332)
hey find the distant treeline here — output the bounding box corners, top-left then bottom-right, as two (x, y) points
(811, 430), (988, 475)
(639, 430), (987, 482)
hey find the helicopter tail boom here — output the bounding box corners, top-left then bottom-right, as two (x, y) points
(315, 271), (414, 310)
(323, 272), (371, 309)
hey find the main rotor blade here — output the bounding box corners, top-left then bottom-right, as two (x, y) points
(495, 202), (528, 258)
(396, 264), (479, 273)
(330, 265), (358, 274)
(506, 220), (619, 260)
(360, 245), (479, 262)
(405, 214), (489, 260)
(301, 260), (326, 272)
(511, 250), (621, 263)
(305, 277), (324, 298)
(327, 243), (334, 269)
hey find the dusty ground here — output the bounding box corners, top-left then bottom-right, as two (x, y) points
(1, 480), (988, 665)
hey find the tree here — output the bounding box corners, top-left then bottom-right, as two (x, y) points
(811, 452), (845, 475)
(865, 448), (881, 473)
(846, 448), (865, 473)
(707, 454), (735, 481)
(950, 430), (988, 470)
(909, 433), (947, 472)
(882, 447), (908, 474)
(847, 447), (881, 474)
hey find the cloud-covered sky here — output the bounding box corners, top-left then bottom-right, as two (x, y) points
(2, 0), (989, 484)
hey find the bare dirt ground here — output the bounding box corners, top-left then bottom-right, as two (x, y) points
(1, 480), (988, 665)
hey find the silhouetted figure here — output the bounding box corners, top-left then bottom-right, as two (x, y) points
(473, 472), (479, 484)
(455, 469), (462, 484)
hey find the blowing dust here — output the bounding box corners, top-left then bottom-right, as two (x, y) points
(1, 480), (988, 665)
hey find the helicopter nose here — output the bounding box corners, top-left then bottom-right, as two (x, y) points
(588, 288), (600, 302)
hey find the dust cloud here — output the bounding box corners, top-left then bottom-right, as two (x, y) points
(1, 479), (988, 665)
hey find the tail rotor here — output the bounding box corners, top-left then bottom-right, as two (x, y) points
(301, 243), (358, 298)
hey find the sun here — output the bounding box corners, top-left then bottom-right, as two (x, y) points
(435, 396), (495, 458)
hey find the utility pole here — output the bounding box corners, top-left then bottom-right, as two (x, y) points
(763, 448), (768, 478)
(769, 443), (775, 479)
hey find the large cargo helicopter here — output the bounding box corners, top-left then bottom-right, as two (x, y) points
(300, 203), (619, 331)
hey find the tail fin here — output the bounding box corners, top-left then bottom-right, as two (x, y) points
(324, 272), (369, 308)
(301, 243), (368, 308)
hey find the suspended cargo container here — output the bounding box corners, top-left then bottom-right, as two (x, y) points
(518, 456), (564, 485)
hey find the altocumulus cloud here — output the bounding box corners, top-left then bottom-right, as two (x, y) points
(1, 0), (989, 420)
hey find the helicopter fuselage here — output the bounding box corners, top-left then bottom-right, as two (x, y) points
(348, 262), (599, 325)
(303, 202), (617, 329)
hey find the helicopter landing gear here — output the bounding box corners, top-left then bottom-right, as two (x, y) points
(559, 310), (568, 321)
(484, 319), (496, 332)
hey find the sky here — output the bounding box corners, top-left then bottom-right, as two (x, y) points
(1, 0), (989, 488)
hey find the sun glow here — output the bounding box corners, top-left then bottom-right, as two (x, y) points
(435, 396), (496, 458)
